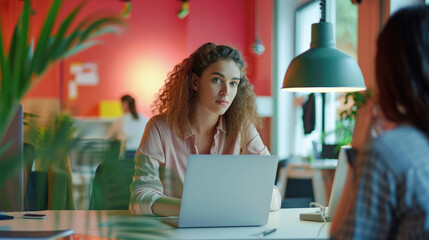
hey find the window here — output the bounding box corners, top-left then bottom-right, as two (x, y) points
(293, 0), (358, 159)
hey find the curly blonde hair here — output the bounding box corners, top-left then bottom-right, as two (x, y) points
(152, 42), (261, 144)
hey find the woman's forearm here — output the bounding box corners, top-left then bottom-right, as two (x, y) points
(151, 196), (181, 216)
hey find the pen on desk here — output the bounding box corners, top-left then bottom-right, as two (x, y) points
(260, 228), (277, 237)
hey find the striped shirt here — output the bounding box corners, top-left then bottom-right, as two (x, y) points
(129, 114), (281, 215)
(332, 125), (429, 239)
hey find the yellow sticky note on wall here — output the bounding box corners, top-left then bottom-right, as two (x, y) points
(99, 100), (123, 118)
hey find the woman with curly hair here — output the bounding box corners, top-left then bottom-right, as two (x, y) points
(129, 42), (281, 216)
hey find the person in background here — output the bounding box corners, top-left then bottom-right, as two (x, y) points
(330, 6), (429, 239)
(107, 94), (149, 159)
(129, 42), (281, 216)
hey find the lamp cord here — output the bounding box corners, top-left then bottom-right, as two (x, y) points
(319, 0), (326, 22)
(255, 0), (260, 40)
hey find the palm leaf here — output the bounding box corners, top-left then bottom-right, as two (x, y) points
(0, 27), (11, 140)
(63, 40), (103, 58)
(79, 17), (126, 43)
(19, 40), (34, 99)
(8, 20), (20, 69)
(53, 17), (124, 59)
(45, 1), (85, 63)
(0, 13), (11, 108)
(52, 24), (85, 60)
(1, 0), (127, 188)
(31, 0), (62, 75)
(83, 26), (123, 39)
(11, 0), (30, 97)
(0, 155), (22, 189)
(0, 140), (14, 158)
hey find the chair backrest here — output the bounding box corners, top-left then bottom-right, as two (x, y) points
(276, 163), (315, 200)
(313, 142), (340, 160)
(25, 169), (75, 211)
(321, 144), (340, 159)
(89, 160), (135, 210)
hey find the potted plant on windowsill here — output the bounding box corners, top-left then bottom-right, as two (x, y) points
(0, 0), (126, 210)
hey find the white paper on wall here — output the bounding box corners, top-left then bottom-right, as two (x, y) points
(68, 81), (78, 99)
(70, 62), (99, 86)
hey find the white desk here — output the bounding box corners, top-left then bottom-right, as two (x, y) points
(310, 159), (338, 170)
(0, 208), (330, 239)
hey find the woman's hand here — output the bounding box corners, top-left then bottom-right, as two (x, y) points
(270, 185), (281, 211)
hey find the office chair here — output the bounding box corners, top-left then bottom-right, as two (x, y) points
(25, 169), (75, 210)
(276, 162), (316, 208)
(89, 159), (135, 210)
(313, 141), (340, 160)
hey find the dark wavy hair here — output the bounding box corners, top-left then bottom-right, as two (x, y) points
(376, 6), (429, 136)
(152, 42), (261, 143)
(121, 94), (138, 120)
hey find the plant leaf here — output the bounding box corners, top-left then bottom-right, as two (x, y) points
(33, 37), (55, 79)
(78, 17), (126, 44)
(14, 0), (30, 97)
(52, 24), (84, 59)
(86, 26), (123, 39)
(31, 0), (62, 75)
(0, 154), (22, 189)
(0, 140), (14, 159)
(46, 1), (86, 63)
(19, 39), (34, 99)
(0, 13), (12, 102)
(8, 19), (20, 67)
(63, 40), (103, 58)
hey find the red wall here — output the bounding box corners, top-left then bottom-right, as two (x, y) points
(1, 0), (60, 99)
(3, 0), (273, 117)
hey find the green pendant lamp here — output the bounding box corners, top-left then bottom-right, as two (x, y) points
(282, 0), (366, 93)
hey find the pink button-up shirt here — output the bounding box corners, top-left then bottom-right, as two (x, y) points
(129, 114), (281, 215)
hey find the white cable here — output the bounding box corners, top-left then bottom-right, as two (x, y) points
(309, 202), (328, 239)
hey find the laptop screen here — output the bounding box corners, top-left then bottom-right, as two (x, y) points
(326, 146), (353, 220)
(178, 154), (278, 228)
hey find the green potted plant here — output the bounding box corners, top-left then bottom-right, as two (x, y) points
(0, 0), (126, 209)
(26, 113), (81, 210)
(28, 114), (79, 172)
(322, 90), (371, 156)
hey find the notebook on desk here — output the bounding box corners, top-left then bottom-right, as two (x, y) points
(0, 229), (74, 239)
(300, 146), (357, 222)
(162, 154), (278, 228)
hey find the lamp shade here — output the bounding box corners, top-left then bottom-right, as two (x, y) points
(282, 22), (366, 93)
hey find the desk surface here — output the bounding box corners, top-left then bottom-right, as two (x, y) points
(310, 159), (338, 170)
(0, 208), (330, 239)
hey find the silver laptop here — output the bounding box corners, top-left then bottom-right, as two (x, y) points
(162, 154), (278, 228)
(300, 145), (355, 222)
